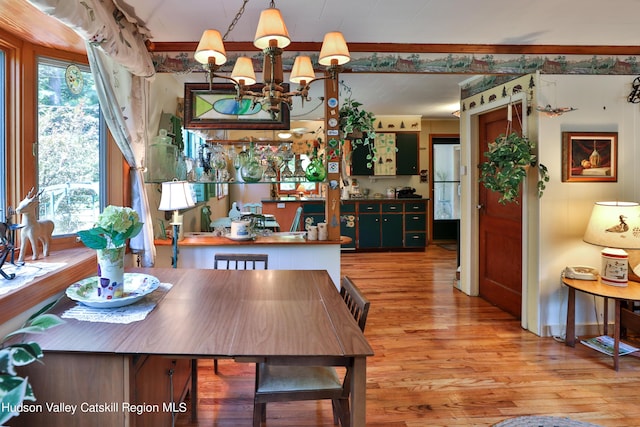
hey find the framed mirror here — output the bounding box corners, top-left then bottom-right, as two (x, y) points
(184, 83), (291, 130)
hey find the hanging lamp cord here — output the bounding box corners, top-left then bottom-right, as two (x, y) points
(223, 0), (250, 40)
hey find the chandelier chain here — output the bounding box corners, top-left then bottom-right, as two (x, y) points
(223, 0), (250, 41)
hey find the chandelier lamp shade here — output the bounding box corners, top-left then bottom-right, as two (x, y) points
(193, 0), (350, 117)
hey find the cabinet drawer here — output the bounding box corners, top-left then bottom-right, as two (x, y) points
(382, 202), (403, 213)
(405, 213), (426, 231)
(405, 232), (426, 247)
(302, 202), (325, 213)
(358, 202), (380, 213)
(405, 201), (427, 212)
(341, 202), (356, 213)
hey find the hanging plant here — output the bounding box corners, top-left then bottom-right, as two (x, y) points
(479, 132), (549, 204)
(339, 91), (377, 168)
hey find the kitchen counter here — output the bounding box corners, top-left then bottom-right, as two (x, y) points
(261, 197), (429, 202)
(155, 233), (351, 246)
(154, 233), (348, 287)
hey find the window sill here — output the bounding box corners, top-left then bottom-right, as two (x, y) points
(0, 248), (96, 325)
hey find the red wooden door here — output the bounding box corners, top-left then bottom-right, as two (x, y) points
(478, 106), (523, 319)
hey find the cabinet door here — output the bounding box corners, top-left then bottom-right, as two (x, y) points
(134, 356), (191, 427)
(358, 214), (381, 248)
(340, 203), (357, 249)
(395, 133), (419, 175)
(373, 133), (396, 176)
(302, 202), (325, 230)
(350, 142), (373, 175)
(381, 214), (404, 247)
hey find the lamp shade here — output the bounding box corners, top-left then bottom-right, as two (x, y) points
(290, 56), (316, 85)
(583, 201), (640, 249)
(194, 29), (227, 65)
(318, 31), (351, 66)
(231, 57), (257, 86)
(254, 7), (290, 50)
(159, 180), (196, 212)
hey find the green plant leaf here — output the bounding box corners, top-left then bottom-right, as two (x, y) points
(76, 229), (107, 249)
(8, 343), (42, 367)
(0, 375), (29, 424)
(0, 349), (14, 376)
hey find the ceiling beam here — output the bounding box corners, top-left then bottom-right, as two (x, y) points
(148, 41), (640, 56)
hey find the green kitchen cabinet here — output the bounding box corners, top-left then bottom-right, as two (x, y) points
(340, 202), (357, 250)
(381, 213), (404, 247)
(395, 132), (419, 175)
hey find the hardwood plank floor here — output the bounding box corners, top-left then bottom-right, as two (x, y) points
(175, 246), (640, 427)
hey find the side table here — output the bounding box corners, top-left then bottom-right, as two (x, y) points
(563, 276), (640, 370)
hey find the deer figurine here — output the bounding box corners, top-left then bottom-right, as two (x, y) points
(16, 188), (54, 262)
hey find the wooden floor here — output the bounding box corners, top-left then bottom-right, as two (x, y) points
(175, 245), (640, 427)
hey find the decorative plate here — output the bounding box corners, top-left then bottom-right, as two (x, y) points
(66, 273), (160, 308)
(224, 233), (256, 241)
(65, 64), (84, 95)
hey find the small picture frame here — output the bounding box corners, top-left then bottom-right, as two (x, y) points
(561, 131), (617, 182)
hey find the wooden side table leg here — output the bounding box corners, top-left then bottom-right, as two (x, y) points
(614, 300), (621, 371)
(566, 287), (576, 347)
(603, 297), (609, 336)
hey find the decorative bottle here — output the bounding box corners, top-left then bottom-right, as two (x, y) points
(305, 146), (326, 182)
(240, 142), (263, 183)
(589, 142), (600, 168)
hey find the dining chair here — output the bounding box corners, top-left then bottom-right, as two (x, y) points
(213, 253), (269, 374)
(252, 275), (370, 427)
(289, 206), (303, 232)
(214, 253), (269, 270)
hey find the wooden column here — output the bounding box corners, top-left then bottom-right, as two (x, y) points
(324, 72), (341, 241)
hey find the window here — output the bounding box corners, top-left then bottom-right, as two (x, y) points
(279, 155), (318, 194)
(36, 59), (104, 236)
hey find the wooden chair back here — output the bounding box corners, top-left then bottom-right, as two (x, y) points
(289, 206), (303, 232)
(340, 276), (370, 332)
(214, 253), (268, 270)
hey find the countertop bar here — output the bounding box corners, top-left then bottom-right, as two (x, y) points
(261, 197), (429, 202)
(155, 233), (351, 246)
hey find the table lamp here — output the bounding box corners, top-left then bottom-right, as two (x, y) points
(159, 180), (195, 268)
(583, 201), (640, 286)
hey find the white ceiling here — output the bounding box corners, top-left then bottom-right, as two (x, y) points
(120, 0), (640, 120)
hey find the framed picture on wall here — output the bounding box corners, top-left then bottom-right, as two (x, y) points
(561, 131), (618, 182)
(183, 83), (290, 130)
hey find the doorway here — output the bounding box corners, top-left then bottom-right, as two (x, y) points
(431, 135), (461, 243)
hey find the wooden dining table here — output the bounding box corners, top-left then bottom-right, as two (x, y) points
(14, 267), (373, 427)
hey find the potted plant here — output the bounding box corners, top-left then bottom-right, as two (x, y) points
(339, 97), (377, 168)
(0, 301), (64, 424)
(479, 132), (549, 204)
(77, 206), (143, 299)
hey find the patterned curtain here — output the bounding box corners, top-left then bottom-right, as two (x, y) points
(27, 0), (157, 266)
(87, 45), (155, 266)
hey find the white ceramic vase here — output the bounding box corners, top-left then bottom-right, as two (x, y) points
(96, 246), (125, 299)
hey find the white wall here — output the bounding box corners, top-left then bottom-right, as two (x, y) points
(459, 73), (640, 337)
(537, 74), (640, 337)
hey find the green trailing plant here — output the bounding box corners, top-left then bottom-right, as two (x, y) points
(339, 97), (377, 168)
(0, 300), (65, 424)
(479, 132), (549, 204)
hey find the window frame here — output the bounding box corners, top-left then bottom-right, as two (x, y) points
(21, 46), (102, 251)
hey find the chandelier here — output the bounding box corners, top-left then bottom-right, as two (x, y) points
(193, 0), (351, 118)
